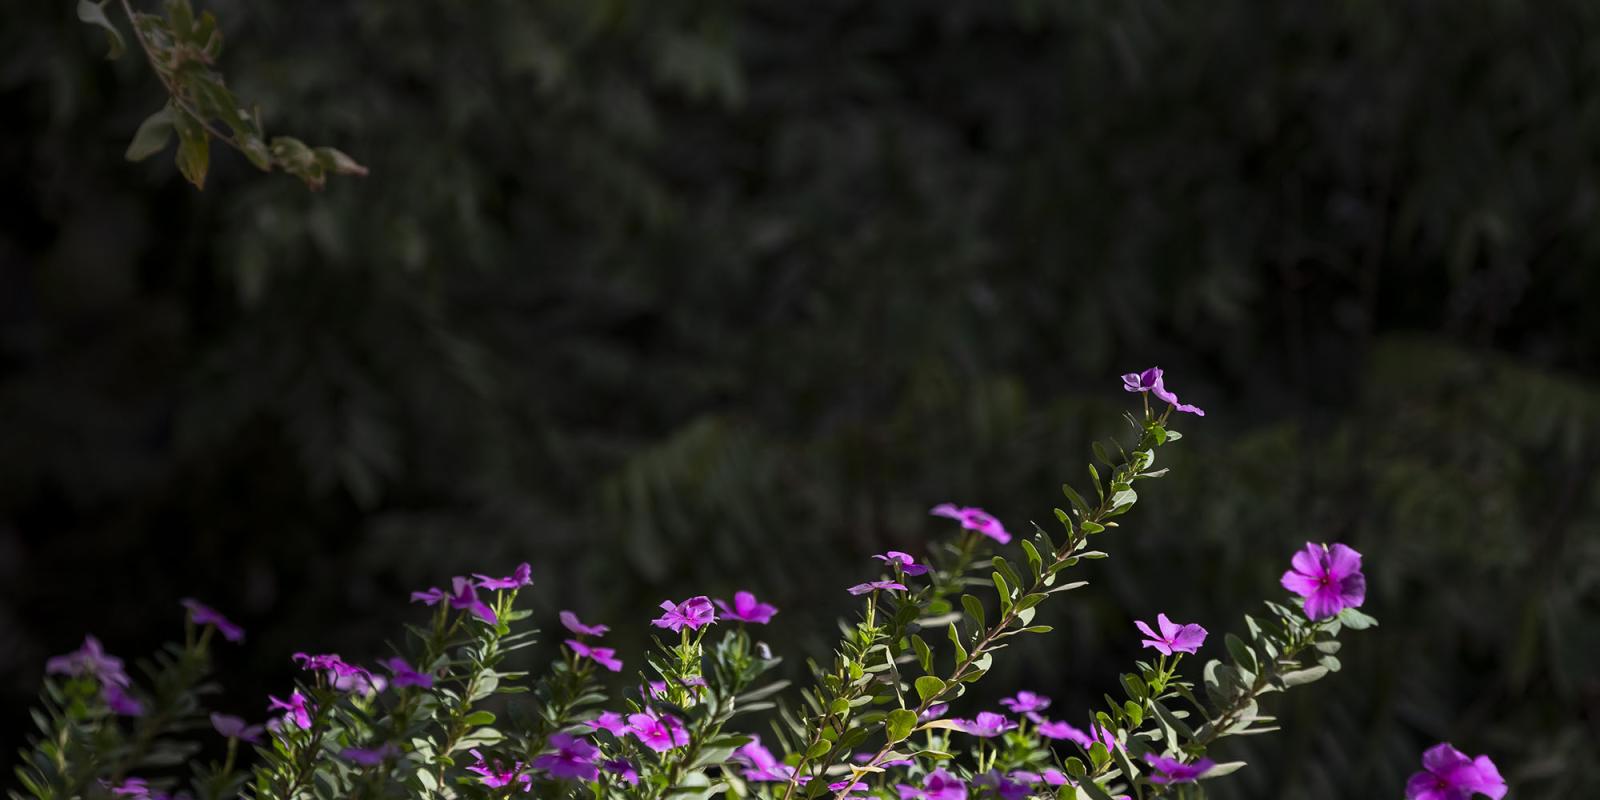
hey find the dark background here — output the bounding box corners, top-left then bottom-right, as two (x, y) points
(3, 1), (1598, 797)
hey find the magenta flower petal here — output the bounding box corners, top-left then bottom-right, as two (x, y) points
(566, 639), (624, 672)
(340, 743), (401, 766)
(210, 712), (264, 744)
(626, 709), (690, 752)
(533, 733), (600, 781)
(998, 691), (1050, 714)
(1280, 542), (1367, 620)
(1121, 367), (1163, 393)
(874, 551), (930, 576)
(847, 580), (907, 595)
(930, 504), (1009, 544)
(650, 596), (717, 631)
(1406, 743), (1506, 800)
(1143, 753), (1216, 784)
(714, 591), (778, 624)
(181, 599), (245, 643)
(952, 711), (1016, 738)
(1135, 613), (1206, 655)
(382, 657), (434, 688)
(474, 562), (533, 591)
(560, 610), (610, 637)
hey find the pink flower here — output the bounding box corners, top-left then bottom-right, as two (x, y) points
(102, 683), (144, 716)
(920, 703), (949, 721)
(952, 711), (1016, 738)
(45, 635), (130, 687)
(340, 743), (401, 766)
(181, 599), (244, 643)
(268, 690), (313, 729)
(847, 580), (907, 596)
(382, 657), (433, 688)
(560, 611), (609, 637)
(1405, 743), (1507, 800)
(1143, 753), (1216, 784)
(567, 639), (623, 672)
(736, 735), (795, 782)
(1134, 613), (1207, 655)
(474, 562), (533, 591)
(466, 749), (529, 790)
(604, 759), (639, 786)
(873, 551), (930, 576)
(715, 591), (778, 624)
(210, 712), (263, 743)
(586, 711), (628, 736)
(533, 733), (600, 781)
(999, 691), (1050, 714)
(930, 504), (1011, 544)
(627, 709), (690, 752)
(1280, 542), (1367, 620)
(1121, 367), (1163, 393)
(897, 768), (967, 800)
(651, 596), (716, 632)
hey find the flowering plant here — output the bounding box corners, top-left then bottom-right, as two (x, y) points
(9, 370), (1503, 800)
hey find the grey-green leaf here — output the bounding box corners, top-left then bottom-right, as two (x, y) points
(126, 107), (175, 161)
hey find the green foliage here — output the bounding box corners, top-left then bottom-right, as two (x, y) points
(77, 0), (365, 189)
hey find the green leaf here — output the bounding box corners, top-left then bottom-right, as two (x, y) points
(1280, 666), (1331, 687)
(915, 676), (945, 705)
(1150, 699), (1196, 740)
(960, 594), (985, 630)
(461, 710), (496, 726)
(946, 623), (968, 664)
(125, 107), (175, 161)
(910, 634), (932, 672)
(805, 740), (832, 759)
(173, 112), (210, 190)
(992, 557), (1024, 595)
(1060, 483), (1090, 515)
(1019, 539), (1043, 581)
(1225, 633), (1257, 674)
(1088, 742), (1111, 769)
(1199, 761), (1248, 779)
(886, 709), (918, 743)
(1337, 607), (1379, 630)
(991, 571), (1012, 615)
(76, 0), (125, 59)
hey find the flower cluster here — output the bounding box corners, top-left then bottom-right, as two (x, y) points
(16, 369), (1508, 800)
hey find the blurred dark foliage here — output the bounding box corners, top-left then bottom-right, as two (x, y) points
(3, 0), (1599, 796)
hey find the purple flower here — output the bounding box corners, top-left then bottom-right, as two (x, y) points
(45, 635), (130, 687)
(474, 562), (533, 591)
(1280, 542), (1367, 620)
(604, 759), (640, 786)
(410, 586), (447, 605)
(1121, 367), (1163, 393)
(567, 639), (623, 672)
(1143, 753), (1216, 784)
(560, 610), (610, 637)
(873, 551), (930, 576)
(533, 733), (600, 781)
(1134, 613), (1208, 656)
(1131, 370), (1205, 416)
(920, 703), (950, 721)
(952, 711), (1017, 738)
(715, 591), (779, 624)
(382, 657), (434, 688)
(102, 683), (144, 716)
(737, 735), (796, 782)
(586, 711), (628, 736)
(929, 504), (1011, 544)
(105, 778), (151, 798)
(847, 580), (908, 596)
(291, 653), (377, 692)
(448, 577), (499, 624)
(1011, 770), (1068, 788)
(627, 709), (690, 752)
(896, 768), (967, 800)
(1043, 721), (1117, 750)
(467, 749), (529, 790)
(180, 599), (245, 643)
(210, 712), (263, 744)
(971, 771), (1029, 800)
(999, 691), (1050, 714)
(340, 743), (401, 766)
(1405, 743), (1507, 800)
(651, 596), (717, 632)
(829, 780), (869, 796)
(268, 690), (313, 729)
